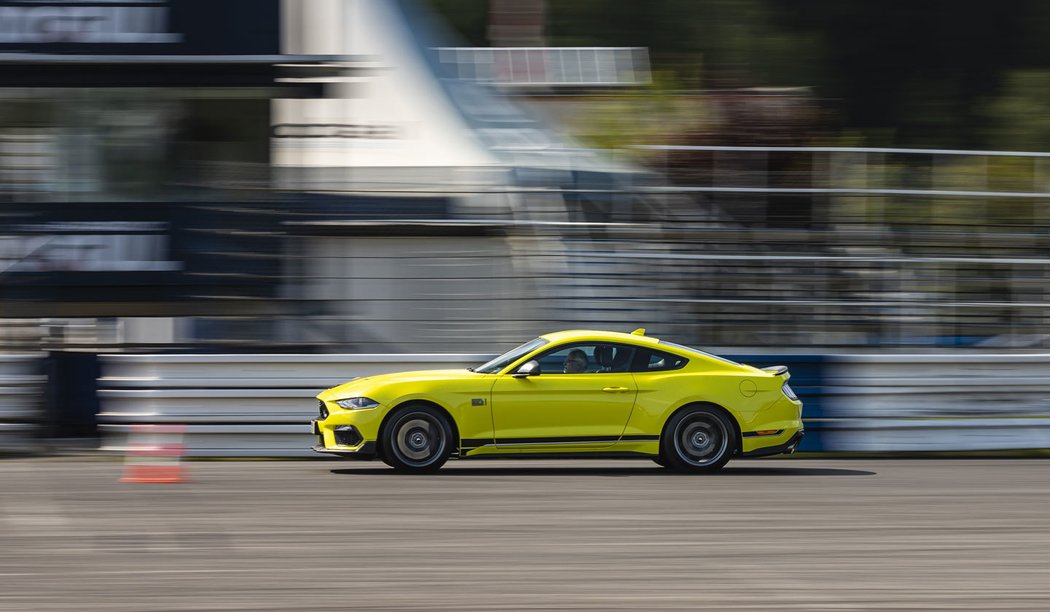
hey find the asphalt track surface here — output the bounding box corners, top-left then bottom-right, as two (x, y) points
(2, 458), (1049, 611)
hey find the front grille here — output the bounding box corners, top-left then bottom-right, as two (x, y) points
(318, 400), (329, 420)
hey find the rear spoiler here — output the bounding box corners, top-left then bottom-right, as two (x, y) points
(761, 365), (789, 377)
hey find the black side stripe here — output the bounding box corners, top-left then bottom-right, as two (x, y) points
(742, 429), (785, 438)
(461, 434), (659, 449)
(497, 435), (620, 445)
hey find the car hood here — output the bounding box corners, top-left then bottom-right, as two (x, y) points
(317, 368), (481, 401)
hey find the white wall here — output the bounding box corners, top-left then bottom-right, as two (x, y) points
(292, 234), (538, 351)
(275, 0), (497, 177)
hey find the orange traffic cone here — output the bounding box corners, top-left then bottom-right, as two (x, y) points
(121, 424), (188, 483)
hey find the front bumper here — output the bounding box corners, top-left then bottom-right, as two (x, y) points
(312, 394), (386, 455)
(311, 418), (379, 459)
(312, 440), (378, 459)
(741, 429), (805, 458)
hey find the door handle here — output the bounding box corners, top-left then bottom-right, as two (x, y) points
(602, 386), (630, 393)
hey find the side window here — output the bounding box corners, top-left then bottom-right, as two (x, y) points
(534, 343), (636, 374)
(632, 349), (688, 372)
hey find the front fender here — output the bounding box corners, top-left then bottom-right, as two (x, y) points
(381, 385), (495, 445)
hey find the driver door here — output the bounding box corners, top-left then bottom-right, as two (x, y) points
(491, 343), (638, 448)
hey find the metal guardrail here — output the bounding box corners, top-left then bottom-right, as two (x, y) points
(820, 418), (1050, 452)
(819, 355), (1050, 451)
(96, 352), (1050, 457)
(98, 353), (492, 457)
(0, 353), (45, 451)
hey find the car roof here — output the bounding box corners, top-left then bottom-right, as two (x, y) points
(539, 329), (663, 346)
(534, 329), (758, 373)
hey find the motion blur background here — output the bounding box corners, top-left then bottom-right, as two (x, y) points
(1, 0), (1050, 455)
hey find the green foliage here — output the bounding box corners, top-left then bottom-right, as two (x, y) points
(980, 70), (1050, 152)
(427, 0), (489, 46)
(557, 71), (708, 152)
(429, 0), (1050, 150)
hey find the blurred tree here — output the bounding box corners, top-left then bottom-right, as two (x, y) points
(430, 0), (1050, 150)
(775, 0), (1020, 148)
(980, 70), (1050, 152)
(428, 0), (490, 45)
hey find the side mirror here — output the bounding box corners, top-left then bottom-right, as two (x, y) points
(512, 360), (541, 378)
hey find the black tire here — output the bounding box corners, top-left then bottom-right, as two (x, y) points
(380, 403), (453, 473)
(660, 405), (736, 473)
(652, 455), (668, 467)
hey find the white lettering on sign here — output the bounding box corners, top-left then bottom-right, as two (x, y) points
(0, 4), (181, 44)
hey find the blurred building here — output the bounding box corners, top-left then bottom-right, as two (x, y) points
(0, 0), (657, 352)
(275, 0), (657, 350)
(0, 0), (338, 349)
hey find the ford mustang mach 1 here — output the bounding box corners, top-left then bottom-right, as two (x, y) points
(312, 329), (803, 473)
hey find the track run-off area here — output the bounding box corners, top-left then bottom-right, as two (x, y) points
(1, 458), (1049, 610)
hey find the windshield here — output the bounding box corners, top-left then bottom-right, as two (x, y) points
(658, 340), (741, 366)
(473, 337), (549, 374)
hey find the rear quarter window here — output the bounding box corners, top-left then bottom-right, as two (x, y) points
(632, 348), (688, 372)
(658, 340), (741, 367)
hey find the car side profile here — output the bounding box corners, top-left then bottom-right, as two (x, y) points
(312, 329), (803, 473)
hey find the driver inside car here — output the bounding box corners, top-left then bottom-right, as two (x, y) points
(563, 349), (588, 373)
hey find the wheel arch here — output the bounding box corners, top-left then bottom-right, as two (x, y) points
(664, 401), (742, 454)
(377, 399), (461, 457)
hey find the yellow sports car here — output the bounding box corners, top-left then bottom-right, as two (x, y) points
(312, 329), (803, 473)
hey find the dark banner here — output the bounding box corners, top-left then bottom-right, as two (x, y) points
(0, 201), (282, 307)
(0, 195), (447, 312)
(0, 0), (279, 55)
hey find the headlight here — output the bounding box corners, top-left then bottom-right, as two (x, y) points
(334, 397), (380, 410)
(781, 383), (798, 401)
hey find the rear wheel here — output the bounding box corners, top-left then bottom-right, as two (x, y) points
(660, 405), (735, 473)
(380, 404), (453, 473)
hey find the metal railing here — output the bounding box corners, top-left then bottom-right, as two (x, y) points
(92, 352), (1050, 457)
(97, 353), (491, 457)
(820, 354), (1050, 451)
(0, 353), (44, 451)
(3, 145), (1050, 352)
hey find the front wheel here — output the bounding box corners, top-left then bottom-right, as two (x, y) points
(380, 404), (453, 473)
(660, 406), (736, 473)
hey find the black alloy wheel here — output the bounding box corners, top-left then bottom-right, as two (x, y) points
(381, 404), (453, 472)
(660, 405), (735, 473)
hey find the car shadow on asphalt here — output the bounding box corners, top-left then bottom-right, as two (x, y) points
(722, 465), (876, 476)
(329, 464), (876, 477)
